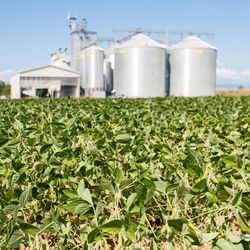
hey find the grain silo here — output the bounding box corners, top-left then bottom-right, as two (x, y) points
(68, 17), (81, 72)
(104, 43), (120, 70)
(114, 34), (167, 98)
(80, 45), (104, 95)
(104, 44), (119, 94)
(169, 36), (217, 97)
(103, 60), (112, 93)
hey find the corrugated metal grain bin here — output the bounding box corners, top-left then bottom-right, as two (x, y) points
(114, 34), (167, 98)
(80, 45), (104, 91)
(169, 36), (217, 97)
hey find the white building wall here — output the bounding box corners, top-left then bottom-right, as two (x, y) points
(11, 73), (21, 99)
(10, 65), (80, 99)
(75, 77), (80, 97)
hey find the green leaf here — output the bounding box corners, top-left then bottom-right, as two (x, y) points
(150, 238), (158, 250)
(62, 189), (78, 198)
(135, 183), (147, 200)
(241, 196), (250, 214)
(115, 134), (132, 143)
(77, 180), (86, 199)
(232, 242), (245, 250)
(19, 187), (32, 207)
(216, 238), (234, 250)
(49, 157), (62, 166)
(232, 190), (242, 206)
(7, 230), (24, 248)
(124, 226), (136, 242)
(202, 232), (220, 242)
(177, 181), (185, 200)
(73, 203), (90, 215)
(13, 204), (19, 221)
(96, 180), (115, 193)
(15, 119), (23, 129)
(224, 186), (234, 196)
(82, 189), (93, 205)
(242, 196), (250, 208)
(66, 117), (77, 128)
(145, 187), (155, 204)
(10, 174), (20, 188)
(0, 165), (6, 175)
(127, 193), (137, 210)
(100, 220), (123, 234)
(96, 202), (102, 218)
(114, 167), (123, 182)
(18, 164), (29, 175)
(88, 228), (102, 244)
(236, 211), (250, 233)
(119, 178), (134, 190)
(226, 231), (241, 243)
(130, 205), (140, 214)
(20, 223), (39, 236)
(64, 200), (83, 213)
(221, 156), (237, 169)
(154, 181), (167, 193)
(185, 232), (200, 245)
(5, 138), (19, 147)
(184, 153), (202, 178)
(41, 218), (52, 226)
(3, 204), (17, 214)
(168, 217), (189, 233)
(40, 144), (53, 154)
(192, 179), (207, 193)
(217, 190), (230, 201)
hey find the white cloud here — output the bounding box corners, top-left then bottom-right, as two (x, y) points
(0, 69), (13, 82)
(216, 60), (224, 67)
(216, 66), (250, 86)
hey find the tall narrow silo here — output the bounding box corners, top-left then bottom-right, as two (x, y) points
(80, 46), (104, 93)
(68, 17), (97, 73)
(164, 45), (171, 96)
(169, 36), (217, 97)
(103, 60), (112, 93)
(68, 17), (81, 72)
(114, 34), (167, 98)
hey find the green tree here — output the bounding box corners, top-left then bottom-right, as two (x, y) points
(1, 84), (10, 96)
(0, 81), (10, 96)
(0, 81), (5, 93)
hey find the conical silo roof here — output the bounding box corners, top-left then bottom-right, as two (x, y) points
(171, 36), (217, 50)
(104, 43), (120, 55)
(118, 33), (166, 48)
(83, 45), (104, 52)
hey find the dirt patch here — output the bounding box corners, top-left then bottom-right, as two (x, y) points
(216, 89), (250, 96)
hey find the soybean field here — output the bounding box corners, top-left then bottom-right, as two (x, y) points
(0, 97), (249, 249)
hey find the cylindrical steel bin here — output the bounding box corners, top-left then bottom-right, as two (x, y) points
(114, 34), (167, 98)
(80, 45), (104, 91)
(103, 60), (112, 92)
(170, 36), (217, 97)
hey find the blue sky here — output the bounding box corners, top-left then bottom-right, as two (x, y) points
(0, 0), (250, 88)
